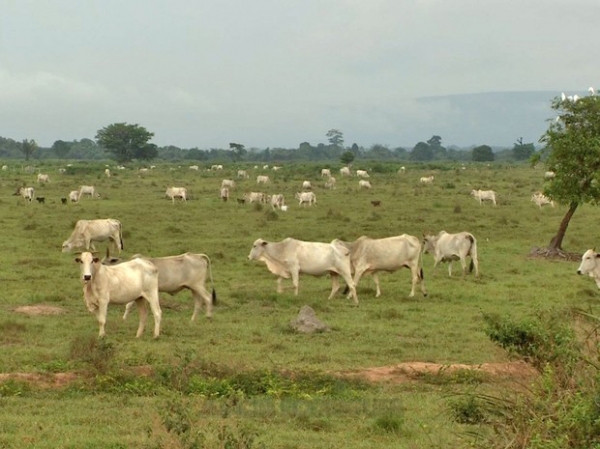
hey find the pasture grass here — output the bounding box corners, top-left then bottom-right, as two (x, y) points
(0, 161), (598, 447)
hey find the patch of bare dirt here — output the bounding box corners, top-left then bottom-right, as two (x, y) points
(0, 372), (79, 388)
(342, 361), (537, 384)
(529, 246), (581, 261)
(13, 305), (66, 316)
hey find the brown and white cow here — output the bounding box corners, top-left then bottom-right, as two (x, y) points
(248, 238), (358, 303)
(422, 231), (480, 277)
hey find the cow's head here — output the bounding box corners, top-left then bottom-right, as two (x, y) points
(248, 239), (268, 261)
(577, 249), (600, 275)
(75, 252), (100, 282)
(422, 234), (437, 254)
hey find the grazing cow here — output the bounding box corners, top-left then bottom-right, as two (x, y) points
(61, 197), (68, 204)
(237, 169), (249, 179)
(295, 191), (317, 206)
(302, 180), (312, 190)
(263, 165), (269, 170)
(356, 170), (369, 178)
(321, 168), (331, 178)
(58, 168), (67, 174)
(359, 180), (372, 189)
(257, 175), (270, 184)
(211, 164), (224, 170)
(36, 197), (45, 204)
(75, 252), (161, 338)
(139, 168), (149, 174)
(78, 185), (97, 199)
(37, 174), (50, 183)
(531, 192), (555, 208)
(244, 191), (267, 204)
(398, 166), (406, 173)
(325, 177), (336, 189)
(69, 190), (80, 202)
(270, 194), (285, 210)
(545, 171), (556, 179)
(189, 165), (199, 171)
(62, 219), (124, 255)
(221, 179), (235, 189)
(15, 187), (35, 202)
(248, 238), (358, 304)
(420, 176), (434, 184)
(220, 187), (229, 202)
(272, 166), (282, 171)
(340, 166), (351, 176)
(371, 200), (381, 207)
(165, 187), (187, 203)
(422, 231), (480, 277)
(236, 198), (246, 204)
(1, 165), (7, 170)
(105, 168), (111, 178)
(333, 235), (427, 298)
(470, 189), (497, 206)
(116, 253), (217, 322)
(577, 249), (600, 288)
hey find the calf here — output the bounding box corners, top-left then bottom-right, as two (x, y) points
(371, 200), (381, 207)
(36, 197), (45, 204)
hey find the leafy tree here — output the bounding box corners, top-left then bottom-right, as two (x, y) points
(512, 137), (535, 161)
(535, 93), (600, 251)
(52, 140), (71, 158)
(340, 151), (355, 165)
(134, 143), (158, 161)
(472, 145), (495, 162)
(20, 139), (38, 161)
(427, 135), (447, 159)
(367, 144), (393, 159)
(229, 142), (247, 162)
(326, 129), (344, 148)
(410, 141), (434, 161)
(96, 123), (155, 163)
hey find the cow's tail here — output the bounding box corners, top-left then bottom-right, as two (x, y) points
(467, 234), (477, 274)
(200, 254), (217, 305)
(118, 221), (124, 250)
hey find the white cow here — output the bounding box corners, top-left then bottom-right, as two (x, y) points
(577, 249), (600, 288)
(212, 164), (224, 170)
(58, 168), (67, 174)
(75, 252), (161, 338)
(257, 175), (270, 184)
(244, 191), (267, 203)
(544, 171), (556, 179)
(2, 165), (7, 170)
(325, 177), (337, 189)
(221, 179), (235, 189)
(15, 186), (35, 202)
(248, 238), (358, 303)
(333, 235), (427, 298)
(69, 190), (80, 202)
(104, 168), (111, 178)
(220, 187), (229, 202)
(295, 191), (317, 206)
(422, 231), (480, 277)
(356, 170), (369, 178)
(531, 192), (555, 209)
(189, 165), (199, 171)
(37, 174), (50, 183)
(471, 189), (497, 206)
(165, 187), (187, 203)
(78, 185), (97, 199)
(62, 219), (124, 255)
(117, 253), (216, 321)
(398, 166), (406, 174)
(321, 168), (331, 178)
(270, 194), (285, 210)
(340, 166), (351, 176)
(302, 180), (312, 190)
(237, 170), (249, 179)
(420, 176), (434, 184)
(358, 180), (372, 189)
(272, 166), (282, 171)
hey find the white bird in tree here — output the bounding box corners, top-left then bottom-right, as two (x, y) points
(561, 92), (567, 101)
(589, 87), (596, 96)
(573, 95), (580, 102)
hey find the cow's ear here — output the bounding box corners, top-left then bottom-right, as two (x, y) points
(261, 240), (268, 247)
(595, 253), (600, 259)
(93, 257), (100, 263)
(75, 258), (81, 263)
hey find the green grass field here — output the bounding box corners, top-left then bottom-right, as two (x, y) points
(0, 161), (598, 448)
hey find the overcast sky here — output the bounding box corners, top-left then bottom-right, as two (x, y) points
(1, 0), (599, 150)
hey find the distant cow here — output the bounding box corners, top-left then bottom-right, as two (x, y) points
(78, 185), (97, 199)
(36, 197), (45, 204)
(321, 168), (331, 178)
(325, 177), (337, 189)
(371, 200), (381, 207)
(69, 190), (80, 202)
(422, 231), (479, 278)
(270, 194), (285, 210)
(302, 180), (312, 190)
(211, 164), (223, 170)
(398, 166), (406, 173)
(189, 165), (199, 171)
(37, 174), (50, 183)
(15, 186), (35, 202)
(244, 191), (267, 204)
(334, 235), (427, 298)
(577, 249), (600, 288)
(295, 191), (317, 206)
(105, 168), (111, 178)
(544, 171), (556, 179)
(62, 218), (124, 255)
(165, 187), (187, 203)
(237, 170), (249, 179)
(221, 179), (235, 189)
(420, 176), (434, 184)
(116, 253), (217, 322)
(74, 252), (161, 338)
(61, 197), (68, 204)
(340, 166), (351, 176)
(356, 170), (369, 178)
(359, 180), (372, 189)
(257, 175), (270, 184)
(470, 189), (497, 206)
(531, 192), (555, 208)
(248, 238), (358, 303)
(220, 187), (230, 202)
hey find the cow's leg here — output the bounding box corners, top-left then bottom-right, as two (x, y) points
(96, 300), (109, 338)
(352, 267), (367, 298)
(144, 294), (162, 338)
(328, 273), (340, 299)
(123, 301), (135, 320)
(291, 271), (300, 296)
(373, 273), (382, 297)
(276, 277), (284, 293)
(191, 286), (213, 320)
(460, 258), (468, 278)
(134, 298), (148, 338)
(448, 262), (453, 277)
(341, 270), (358, 304)
(472, 256), (480, 277)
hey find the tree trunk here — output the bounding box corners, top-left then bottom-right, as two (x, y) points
(548, 202), (578, 250)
